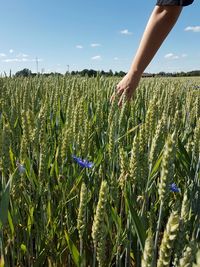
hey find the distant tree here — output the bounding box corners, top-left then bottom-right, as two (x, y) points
(15, 68), (32, 77)
(88, 69), (97, 77)
(70, 71), (77, 76)
(188, 70), (200, 76)
(80, 69), (88, 76)
(118, 71), (126, 77)
(100, 70), (106, 76)
(157, 71), (166, 77)
(108, 69), (113, 76)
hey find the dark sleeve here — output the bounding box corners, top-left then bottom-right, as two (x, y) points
(156, 0), (194, 6)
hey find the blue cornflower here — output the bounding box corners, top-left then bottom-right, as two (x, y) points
(72, 155), (94, 168)
(169, 183), (180, 193)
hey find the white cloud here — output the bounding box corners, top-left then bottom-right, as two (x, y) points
(120, 29), (132, 35)
(114, 57), (119, 60)
(184, 26), (200, 32)
(32, 58), (43, 62)
(3, 57), (43, 63)
(3, 58), (19, 62)
(164, 53), (173, 58)
(0, 53), (6, 57)
(164, 53), (179, 59)
(91, 43), (101, 47)
(9, 49), (14, 54)
(181, 53), (188, 58)
(16, 53), (29, 58)
(76, 45), (83, 49)
(91, 55), (102, 60)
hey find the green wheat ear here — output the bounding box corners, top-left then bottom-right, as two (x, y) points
(77, 182), (87, 240)
(177, 240), (197, 267)
(129, 134), (140, 189)
(141, 228), (154, 267)
(158, 131), (176, 203)
(92, 180), (109, 267)
(157, 210), (180, 267)
(193, 249), (200, 267)
(173, 190), (191, 266)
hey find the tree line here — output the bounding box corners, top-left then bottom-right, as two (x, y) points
(14, 68), (200, 78)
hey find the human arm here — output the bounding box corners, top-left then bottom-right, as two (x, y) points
(111, 5), (182, 106)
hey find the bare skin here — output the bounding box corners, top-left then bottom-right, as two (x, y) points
(111, 5), (182, 106)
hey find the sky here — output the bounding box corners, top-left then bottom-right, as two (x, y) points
(0, 0), (200, 74)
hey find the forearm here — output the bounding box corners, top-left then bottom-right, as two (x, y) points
(129, 5), (182, 76)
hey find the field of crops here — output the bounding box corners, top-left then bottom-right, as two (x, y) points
(0, 75), (200, 266)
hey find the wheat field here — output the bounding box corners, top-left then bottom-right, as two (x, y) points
(0, 75), (200, 266)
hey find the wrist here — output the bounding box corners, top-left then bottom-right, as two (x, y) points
(128, 68), (142, 79)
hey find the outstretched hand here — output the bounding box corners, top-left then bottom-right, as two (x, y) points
(110, 72), (140, 107)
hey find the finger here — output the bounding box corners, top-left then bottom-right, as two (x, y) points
(127, 89), (136, 101)
(110, 90), (119, 104)
(126, 91), (132, 102)
(116, 87), (125, 97)
(118, 98), (122, 108)
(110, 92), (115, 103)
(125, 88), (134, 101)
(118, 89), (132, 106)
(118, 93), (126, 107)
(110, 88), (122, 104)
(110, 85), (118, 99)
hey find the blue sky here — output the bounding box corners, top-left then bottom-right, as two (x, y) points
(0, 0), (199, 74)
